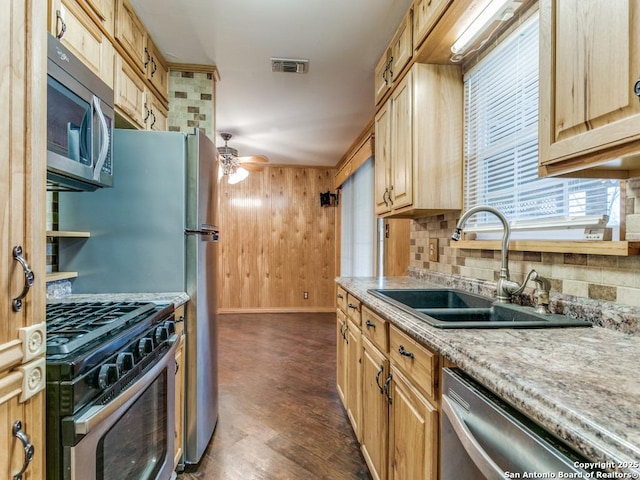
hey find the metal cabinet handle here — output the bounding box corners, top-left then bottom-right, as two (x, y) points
(55, 10), (66, 39)
(375, 365), (385, 394)
(12, 421), (35, 480)
(347, 303), (358, 310)
(151, 57), (157, 76)
(336, 293), (344, 300)
(398, 345), (414, 359)
(388, 185), (394, 206)
(143, 103), (151, 122)
(12, 246), (35, 312)
(383, 372), (393, 404)
(144, 47), (151, 68)
(365, 320), (376, 329)
(634, 77), (640, 100)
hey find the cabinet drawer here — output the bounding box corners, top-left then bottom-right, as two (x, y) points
(336, 286), (348, 313)
(346, 293), (361, 326)
(361, 306), (388, 353)
(389, 325), (437, 401)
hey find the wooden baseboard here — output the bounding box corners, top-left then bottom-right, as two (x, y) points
(218, 307), (336, 314)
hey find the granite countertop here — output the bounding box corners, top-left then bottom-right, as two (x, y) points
(47, 292), (190, 308)
(337, 276), (640, 475)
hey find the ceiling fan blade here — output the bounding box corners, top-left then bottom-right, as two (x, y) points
(241, 163), (265, 172)
(238, 155), (269, 163)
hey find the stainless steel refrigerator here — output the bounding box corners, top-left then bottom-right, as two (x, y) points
(58, 128), (219, 466)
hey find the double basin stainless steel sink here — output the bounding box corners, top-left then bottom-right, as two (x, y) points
(367, 289), (592, 329)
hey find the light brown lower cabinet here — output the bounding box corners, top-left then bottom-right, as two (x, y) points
(338, 302), (440, 480)
(346, 317), (362, 441)
(388, 365), (438, 480)
(361, 337), (389, 480)
(336, 309), (347, 404)
(174, 304), (185, 469)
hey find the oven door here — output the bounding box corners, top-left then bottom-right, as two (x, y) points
(68, 340), (178, 480)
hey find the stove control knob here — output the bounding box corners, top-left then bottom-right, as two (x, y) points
(98, 364), (119, 390)
(116, 352), (135, 374)
(163, 320), (176, 336)
(154, 326), (169, 345)
(138, 337), (154, 358)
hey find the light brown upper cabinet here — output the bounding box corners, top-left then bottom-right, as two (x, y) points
(146, 38), (169, 102)
(375, 63), (463, 218)
(115, 0), (146, 72)
(374, 10), (413, 106)
(539, 0), (640, 178)
(49, 0), (115, 88)
(412, 0), (452, 51)
(84, 0), (115, 35)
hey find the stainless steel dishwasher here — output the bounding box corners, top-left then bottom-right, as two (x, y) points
(441, 368), (593, 480)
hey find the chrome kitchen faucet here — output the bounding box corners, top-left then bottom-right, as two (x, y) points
(452, 205), (550, 310)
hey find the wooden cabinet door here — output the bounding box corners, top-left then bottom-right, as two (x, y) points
(49, 0), (115, 88)
(85, 0), (115, 34)
(361, 338), (389, 480)
(412, 0), (451, 50)
(173, 335), (184, 468)
(375, 102), (392, 215)
(336, 310), (347, 406)
(145, 92), (168, 131)
(390, 71), (413, 210)
(388, 367), (438, 480)
(146, 38), (169, 101)
(375, 50), (391, 106)
(390, 11), (412, 79)
(115, 0), (146, 71)
(1, 1), (47, 478)
(345, 318), (362, 441)
(115, 53), (146, 127)
(539, 0), (640, 176)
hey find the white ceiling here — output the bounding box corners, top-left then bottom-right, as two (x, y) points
(130, 0), (413, 166)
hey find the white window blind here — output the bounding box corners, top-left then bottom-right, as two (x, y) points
(341, 158), (376, 276)
(463, 13), (619, 236)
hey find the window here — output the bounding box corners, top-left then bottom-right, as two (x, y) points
(341, 158), (376, 276)
(463, 12), (620, 239)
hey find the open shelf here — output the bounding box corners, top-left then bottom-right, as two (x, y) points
(46, 230), (90, 238)
(453, 240), (640, 256)
(46, 272), (78, 282)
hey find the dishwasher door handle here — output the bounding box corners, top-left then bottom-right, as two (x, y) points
(441, 395), (504, 480)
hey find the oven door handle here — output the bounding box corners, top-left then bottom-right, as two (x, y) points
(74, 339), (178, 436)
(441, 395), (504, 480)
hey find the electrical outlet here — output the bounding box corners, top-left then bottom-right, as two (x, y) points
(303, 291), (309, 299)
(428, 238), (439, 262)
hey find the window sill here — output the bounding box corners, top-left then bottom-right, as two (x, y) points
(453, 240), (640, 256)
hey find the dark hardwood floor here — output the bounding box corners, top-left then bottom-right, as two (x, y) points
(178, 312), (371, 480)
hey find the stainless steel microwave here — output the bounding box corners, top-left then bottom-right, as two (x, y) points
(47, 34), (114, 191)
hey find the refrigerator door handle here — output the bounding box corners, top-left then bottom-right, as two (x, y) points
(184, 229), (219, 241)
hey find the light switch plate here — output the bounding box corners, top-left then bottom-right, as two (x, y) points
(428, 238), (439, 262)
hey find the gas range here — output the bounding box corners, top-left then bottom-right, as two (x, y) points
(45, 300), (178, 480)
(46, 300), (175, 410)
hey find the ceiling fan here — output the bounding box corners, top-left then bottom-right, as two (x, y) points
(216, 132), (268, 184)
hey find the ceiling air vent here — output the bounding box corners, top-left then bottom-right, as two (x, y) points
(271, 57), (309, 74)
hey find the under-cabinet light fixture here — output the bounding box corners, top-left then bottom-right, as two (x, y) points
(451, 0), (522, 55)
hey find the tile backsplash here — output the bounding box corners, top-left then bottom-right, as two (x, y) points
(168, 69), (217, 140)
(409, 210), (640, 335)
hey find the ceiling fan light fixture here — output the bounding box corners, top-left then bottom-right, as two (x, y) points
(227, 167), (249, 185)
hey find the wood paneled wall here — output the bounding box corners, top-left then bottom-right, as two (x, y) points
(217, 166), (336, 312)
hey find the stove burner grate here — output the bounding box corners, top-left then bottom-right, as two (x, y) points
(46, 301), (156, 355)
